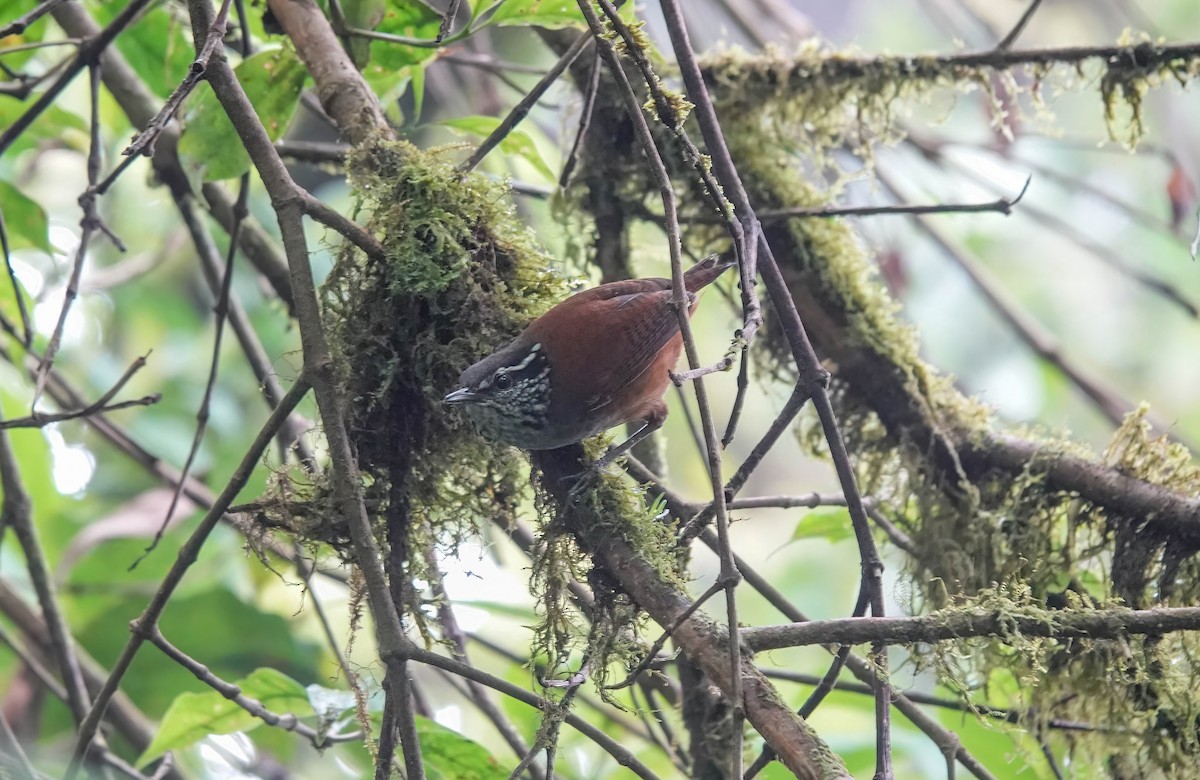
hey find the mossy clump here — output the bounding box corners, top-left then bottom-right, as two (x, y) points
(927, 582), (1200, 778)
(267, 135), (567, 565)
(528, 441), (689, 693)
(259, 136), (679, 690)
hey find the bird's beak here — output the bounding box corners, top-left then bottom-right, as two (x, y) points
(443, 387), (478, 405)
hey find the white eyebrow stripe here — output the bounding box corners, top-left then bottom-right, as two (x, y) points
(508, 343), (542, 373)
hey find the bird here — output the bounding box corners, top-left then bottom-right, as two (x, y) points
(444, 254), (734, 473)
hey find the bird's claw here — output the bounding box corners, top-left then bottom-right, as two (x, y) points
(561, 469), (596, 502)
(560, 460), (610, 502)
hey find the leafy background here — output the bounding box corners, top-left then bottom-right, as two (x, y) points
(2, 0), (1200, 777)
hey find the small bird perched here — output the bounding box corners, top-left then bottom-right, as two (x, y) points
(444, 255), (734, 470)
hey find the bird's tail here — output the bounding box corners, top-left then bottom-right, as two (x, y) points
(683, 254), (737, 292)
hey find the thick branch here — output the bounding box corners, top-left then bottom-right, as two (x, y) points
(536, 448), (849, 780)
(265, 0), (389, 145)
(743, 606), (1200, 652)
(701, 39), (1200, 92)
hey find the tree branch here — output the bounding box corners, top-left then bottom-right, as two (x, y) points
(743, 605), (1200, 651)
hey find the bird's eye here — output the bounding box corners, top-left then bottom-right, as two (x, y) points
(493, 372), (513, 390)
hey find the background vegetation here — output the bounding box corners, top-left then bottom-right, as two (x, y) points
(2, 0), (1200, 778)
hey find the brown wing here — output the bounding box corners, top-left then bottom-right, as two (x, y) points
(580, 285), (696, 410)
(524, 284), (693, 413)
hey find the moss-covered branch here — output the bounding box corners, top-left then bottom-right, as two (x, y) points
(701, 38), (1200, 93)
(535, 447), (850, 780)
(744, 605), (1200, 651)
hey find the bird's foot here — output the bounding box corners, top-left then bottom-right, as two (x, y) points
(560, 457), (615, 502)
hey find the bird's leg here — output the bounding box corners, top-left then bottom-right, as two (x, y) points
(564, 406), (667, 500)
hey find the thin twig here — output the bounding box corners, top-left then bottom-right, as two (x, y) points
(294, 558), (355, 681)
(458, 31), (592, 174)
(912, 138), (1200, 319)
(0, 0), (155, 156)
(599, 0), (763, 354)
(762, 667), (1119, 733)
(874, 165), (1150, 431)
(583, 3), (748, 776)
(410, 640), (664, 779)
(437, 0), (463, 43)
(469, 629), (671, 754)
(606, 579), (725, 691)
(0, 407), (94, 734)
(696, 529), (995, 780)
(146, 624), (360, 746)
(559, 49), (602, 189)
(0, 708), (39, 778)
(995, 0), (1045, 50)
(136, 174), (247, 564)
(275, 139), (351, 164)
(424, 545), (541, 778)
(677, 386), (807, 542)
(0, 621), (69, 702)
(745, 588), (869, 779)
(441, 51), (548, 75)
(0, 580), (188, 780)
(301, 193), (385, 260)
(0, 395), (160, 429)
(65, 375), (311, 777)
(507, 654), (590, 780)
(0, 37), (83, 56)
(661, 0), (894, 769)
(0, 210), (32, 348)
(721, 344), (750, 446)
(168, 188), (312, 464)
(120, 0), (235, 162)
(0, 0), (68, 39)
(669, 355), (735, 384)
(32, 64), (122, 409)
(209, 1), (423, 775)
(735, 179), (1030, 222)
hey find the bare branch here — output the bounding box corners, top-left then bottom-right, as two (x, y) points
(0, 398), (93, 734)
(65, 375), (311, 776)
(742, 176), (1030, 222)
(579, 3), (750, 775)
(0, 0), (155, 156)
(0, 0), (68, 38)
(995, 0), (1045, 50)
(458, 31), (591, 174)
(146, 625), (360, 747)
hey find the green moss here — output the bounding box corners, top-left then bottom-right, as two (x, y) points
(261, 134), (568, 598)
(528, 439), (688, 693)
(702, 66), (1200, 776)
(258, 135), (681, 705)
(702, 36), (1200, 168)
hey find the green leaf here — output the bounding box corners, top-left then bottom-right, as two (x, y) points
(0, 1), (47, 70)
(178, 47), (307, 182)
(417, 716), (506, 780)
(90, 1), (193, 98)
(0, 181), (53, 255)
(136, 668), (314, 767)
(790, 508), (853, 543)
(441, 115), (556, 182)
(478, 0), (585, 29)
(0, 102), (89, 157)
(360, 0), (444, 102)
(343, 0), (387, 67)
